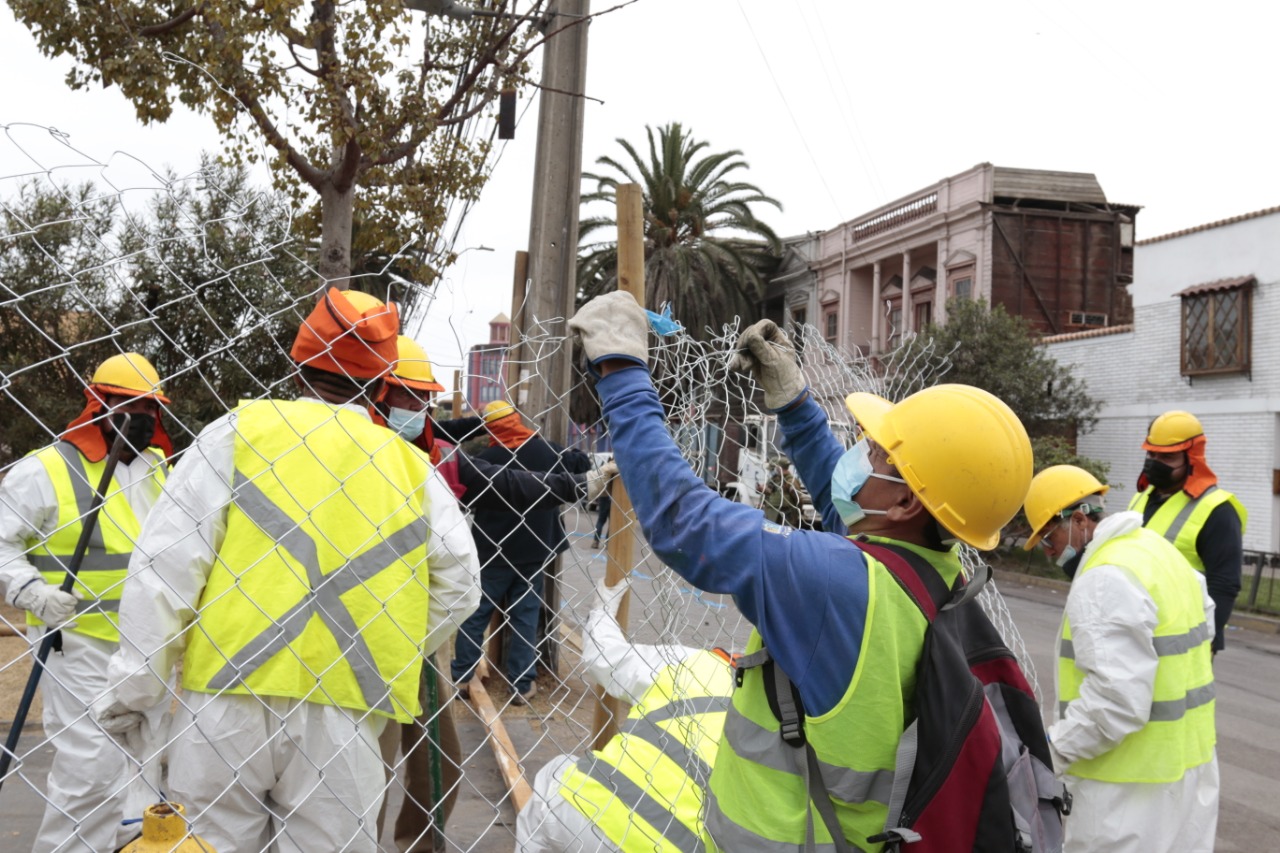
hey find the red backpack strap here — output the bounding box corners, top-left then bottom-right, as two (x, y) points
(854, 539), (952, 622)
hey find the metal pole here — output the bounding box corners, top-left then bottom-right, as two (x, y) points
(425, 661), (445, 850)
(0, 418), (132, 792)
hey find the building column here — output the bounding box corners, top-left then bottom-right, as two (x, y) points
(871, 260), (882, 353)
(902, 250), (913, 336)
(935, 235), (949, 325)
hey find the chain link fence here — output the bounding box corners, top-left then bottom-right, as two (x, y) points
(1, 125), (1039, 852)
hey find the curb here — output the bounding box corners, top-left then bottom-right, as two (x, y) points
(992, 569), (1280, 636)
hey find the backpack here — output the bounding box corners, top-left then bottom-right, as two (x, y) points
(749, 539), (1067, 853)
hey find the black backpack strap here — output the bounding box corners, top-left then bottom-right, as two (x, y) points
(855, 538), (985, 619)
(737, 647), (855, 853)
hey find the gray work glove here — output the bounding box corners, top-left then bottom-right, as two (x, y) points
(585, 460), (620, 504)
(93, 691), (145, 739)
(730, 319), (807, 410)
(569, 291), (650, 367)
(12, 580), (82, 628)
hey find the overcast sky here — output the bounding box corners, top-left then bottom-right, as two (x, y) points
(3, 0), (1277, 390)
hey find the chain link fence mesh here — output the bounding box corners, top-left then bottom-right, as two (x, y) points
(1, 125), (1038, 852)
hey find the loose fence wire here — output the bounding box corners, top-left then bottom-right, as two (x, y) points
(0, 125), (1039, 852)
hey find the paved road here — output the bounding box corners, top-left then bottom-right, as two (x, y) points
(4, 562), (1278, 851)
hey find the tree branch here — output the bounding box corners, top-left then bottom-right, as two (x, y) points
(137, 4), (202, 37)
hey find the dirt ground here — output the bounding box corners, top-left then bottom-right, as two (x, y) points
(1, 602), (41, 727)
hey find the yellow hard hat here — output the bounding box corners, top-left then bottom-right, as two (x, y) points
(340, 289), (387, 314)
(91, 353), (170, 403)
(1143, 410), (1204, 452)
(845, 384), (1033, 550)
(387, 336), (446, 392)
(1022, 465), (1109, 550)
(483, 399), (517, 423)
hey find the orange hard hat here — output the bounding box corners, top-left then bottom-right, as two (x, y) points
(290, 288), (400, 380)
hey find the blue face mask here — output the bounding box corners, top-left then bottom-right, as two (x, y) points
(387, 406), (426, 441)
(830, 439), (907, 527)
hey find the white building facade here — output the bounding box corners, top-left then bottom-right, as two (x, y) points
(1044, 207), (1280, 552)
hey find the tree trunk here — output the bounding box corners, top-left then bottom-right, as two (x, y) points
(318, 178), (354, 287)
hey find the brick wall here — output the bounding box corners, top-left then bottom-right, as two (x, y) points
(1046, 276), (1279, 551)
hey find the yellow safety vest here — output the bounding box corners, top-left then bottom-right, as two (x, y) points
(181, 400), (433, 723)
(1058, 527), (1216, 783)
(559, 650), (734, 852)
(26, 442), (167, 642)
(1128, 486), (1247, 573)
(706, 538), (961, 853)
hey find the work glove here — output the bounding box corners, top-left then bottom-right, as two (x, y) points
(585, 461), (620, 504)
(569, 291), (650, 368)
(12, 580), (82, 629)
(593, 576), (630, 619)
(730, 319), (807, 410)
(93, 691), (145, 741)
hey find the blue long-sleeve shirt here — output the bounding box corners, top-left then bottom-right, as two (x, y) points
(597, 366), (873, 716)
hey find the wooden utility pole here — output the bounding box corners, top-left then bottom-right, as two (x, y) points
(523, 0), (591, 675)
(592, 183), (644, 750)
(506, 250), (530, 400)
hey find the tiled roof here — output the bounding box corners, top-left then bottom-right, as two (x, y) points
(1040, 324), (1134, 344)
(1174, 275), (1256, 298)
(1137, 206), (1280, 246)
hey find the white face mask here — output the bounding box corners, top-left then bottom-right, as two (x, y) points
(387, 406), (426, 441)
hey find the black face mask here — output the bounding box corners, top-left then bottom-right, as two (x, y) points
(1142, 457), (1183, 491)
(109, 412), (156, 454)
(1060, 550), (1084, 581)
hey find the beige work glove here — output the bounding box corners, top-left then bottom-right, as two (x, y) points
(569, 291), (650, 367)
(730, 319), (807, 409)
(12, 580), (82, 629)
(585, 460), (620, 504)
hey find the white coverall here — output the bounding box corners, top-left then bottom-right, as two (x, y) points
(105, 399), (481, 853)
(515, 603), (700, 853)
(1049, 512), (1219, 853)
(0, 447), (168, 853)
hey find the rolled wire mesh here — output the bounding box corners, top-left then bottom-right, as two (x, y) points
(1, 125), (1039, 853)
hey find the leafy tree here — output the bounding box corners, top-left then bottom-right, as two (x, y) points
(577, 122), (783, 340)
(1030, 435), (1109, 483)
(1, 164), (323, 466)
(113, 158), (318, 448)
(8, 0), (547, 297)
(895, 298), (1101, 441)
(0, 182), (122, 466)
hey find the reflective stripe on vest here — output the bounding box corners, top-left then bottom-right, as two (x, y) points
(181, 401), (432, 723)
(26, 442), (166, 642)
(559, 651), (733, 853)
(1128, 486), (1248, 573)
(1058, 527), (1216, 783)
(706, 538), (961, 853)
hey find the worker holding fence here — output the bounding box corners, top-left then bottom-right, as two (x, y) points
(1128, 411), (1246, 654)
(569, 292), (1036, 852)
(0, 352), (172, 853)
(373, 335), (609, 853)
(94, 289), (480, 853)
(516, 577), (735, 853)
(1025, 465), (1218, 852)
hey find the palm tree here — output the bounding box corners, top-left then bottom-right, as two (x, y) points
(577, 123), (783, 340)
